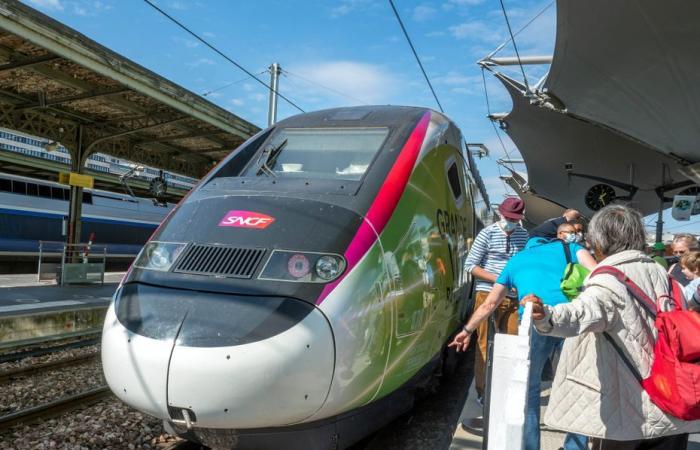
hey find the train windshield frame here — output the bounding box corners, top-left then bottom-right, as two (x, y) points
(236, 127), (390, 182)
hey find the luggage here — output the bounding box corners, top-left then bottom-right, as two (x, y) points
(591, 265), (700, 420)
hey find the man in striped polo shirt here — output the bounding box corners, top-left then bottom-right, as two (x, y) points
(464, 197), (528, 404)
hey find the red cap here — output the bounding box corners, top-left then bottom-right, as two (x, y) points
(498, 197), (525, 220)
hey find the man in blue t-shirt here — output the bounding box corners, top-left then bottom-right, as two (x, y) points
(450, 222), (597, 450)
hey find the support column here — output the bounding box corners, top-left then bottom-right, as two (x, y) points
(66, 125), (84, 261)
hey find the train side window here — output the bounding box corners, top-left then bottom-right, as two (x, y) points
(27, 183), (39, 197)
(447, 162), (463, 201)
(82, 192), (93, 204)
(51, 186), (64, 201)
(38, 184), (51, 198)
(0, 178), (10, 192)
(12, 180), (26, 195)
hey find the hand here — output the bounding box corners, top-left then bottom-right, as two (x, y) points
(448, 329), (472, 353)
(520, 294), (545, 320)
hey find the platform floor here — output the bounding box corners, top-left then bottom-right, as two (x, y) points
(0, 272), (123, 316)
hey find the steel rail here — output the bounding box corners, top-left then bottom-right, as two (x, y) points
(0, 385), (112, 431)
(0, 336), (100, 364)
(0, 352), (100, 383)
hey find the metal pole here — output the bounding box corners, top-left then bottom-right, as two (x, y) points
(267, 62), (281, 127)
(67, 126), (84, 262)
(656, 164), (666, 244)
(37, 241), (42, 282)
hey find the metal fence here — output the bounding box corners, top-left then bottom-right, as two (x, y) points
(37, 241), (106, 285)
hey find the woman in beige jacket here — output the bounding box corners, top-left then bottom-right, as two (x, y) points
(524, 205), (700, 450)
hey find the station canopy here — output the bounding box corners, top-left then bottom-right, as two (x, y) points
(0, 0), (260, 200)
(488, 0), (700, 223)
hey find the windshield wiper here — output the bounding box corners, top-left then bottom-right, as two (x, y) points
(256, 139), (287, 177)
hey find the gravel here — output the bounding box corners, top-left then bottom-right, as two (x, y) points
(0, 343), (100, 373)
(0, 397), (183, 450)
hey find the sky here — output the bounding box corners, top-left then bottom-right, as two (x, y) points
(20, 0), (699, 235)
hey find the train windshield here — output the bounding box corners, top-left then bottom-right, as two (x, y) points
(241, 127), (389, 181)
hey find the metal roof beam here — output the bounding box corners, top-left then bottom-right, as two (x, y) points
(136, 129), (226, 144)
(14, 87), (130, 111)
(0, 54), (60, 71)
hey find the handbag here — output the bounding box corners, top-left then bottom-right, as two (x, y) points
(560, 241), (589, 300)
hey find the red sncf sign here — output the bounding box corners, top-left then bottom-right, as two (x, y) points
(218, 210), (275, 229)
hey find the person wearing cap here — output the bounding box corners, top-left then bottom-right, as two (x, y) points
(452, 221), (597, 450)
(463, 197), (529, 405)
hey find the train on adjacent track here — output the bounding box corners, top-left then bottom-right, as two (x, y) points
(0, 172), (172, 263)
(102, 106), (490, 449)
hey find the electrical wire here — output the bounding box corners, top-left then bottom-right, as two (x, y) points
(497, 0), (530, 92)
(486, 1), (554, 60)
(142, 0), (305, 113)
(201, 71), (266, 97)
(387, 0), (444, 113)
(282, 70), (370, 105)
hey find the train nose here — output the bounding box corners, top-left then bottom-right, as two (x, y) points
(103, 283), (335, 429)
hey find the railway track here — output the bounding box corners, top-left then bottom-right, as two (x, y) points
(0, 385), (112, 432)
(0, 352), (99, 383)
(0, 334), (101, 364)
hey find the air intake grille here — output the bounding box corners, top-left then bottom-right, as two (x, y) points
(173, 244), (266, 278)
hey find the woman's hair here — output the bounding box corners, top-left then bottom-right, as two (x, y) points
(587, 205), (646, 256)
(681, 251), (700, 273)
(672, 233), (699, 249)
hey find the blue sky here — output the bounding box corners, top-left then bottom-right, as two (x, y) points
(22, 0), (698, 234)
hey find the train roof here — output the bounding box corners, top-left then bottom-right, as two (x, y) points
(275, 106), (443, 130)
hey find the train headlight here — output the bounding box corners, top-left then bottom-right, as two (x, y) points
(260, 250), (345, 283)
(134, 242), (186, 272)
(315, 255), (343, 281)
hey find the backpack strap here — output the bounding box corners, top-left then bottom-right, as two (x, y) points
(668, 276), (687, 311)
(590, 265), (657, 317)
(560, 241), (575, 280)
(603, 333), (644, 383)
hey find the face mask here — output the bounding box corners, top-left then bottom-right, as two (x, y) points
(564, 233), (577, 244)
(500, 220), (517, 233)
(575, 232), (584, 243)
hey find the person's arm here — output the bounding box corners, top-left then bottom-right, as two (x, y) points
(522, 283), (621, 338)
(464, 228), (497, 282)
(575, 248), (597, 270)
(448, 283), (508, 352)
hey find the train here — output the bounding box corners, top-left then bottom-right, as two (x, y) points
(101, 106), (488, 449)
(0, 172), (172, 261)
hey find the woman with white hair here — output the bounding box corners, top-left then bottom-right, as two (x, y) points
(669, 233), (700, 286)
(523, 205), (700, 449)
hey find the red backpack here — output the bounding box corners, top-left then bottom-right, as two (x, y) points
(591, 265), (700, 420)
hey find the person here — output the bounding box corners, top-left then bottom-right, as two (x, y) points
(452, 221), (597, 450)
(680, 251), (700, 301)
(464, 197), (528, 405)
(669, 233), (699, 286)
(522, 205), (700, 449)
(571, 219), (585, 244)
(650, 242), (669, 269)
(528, 208), (581, 240)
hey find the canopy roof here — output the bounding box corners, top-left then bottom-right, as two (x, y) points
(0, 0), (260, 186)
(544, 0), (700, 164)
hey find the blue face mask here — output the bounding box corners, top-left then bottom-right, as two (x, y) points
(500, 219), (517, 233)
(564, 233), (577, 244)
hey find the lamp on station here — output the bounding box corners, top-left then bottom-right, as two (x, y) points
(466, 143), (490, 159)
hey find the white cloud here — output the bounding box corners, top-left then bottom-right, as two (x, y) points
(186, 58), (215, 68)
(173, 36), (200, 49)
(169, 1), (186, 10)
(202, 31), (215, 38)
(230, 98), (244, 106)
(448, 20), (500, 41)
(242, 83), (255, 92)
(426, 30), (446, 38)
(28, 0), (64, 10)
(413, 5), (437, 22)
(249, 93), (266, 102)
(287, 61), (397, 105)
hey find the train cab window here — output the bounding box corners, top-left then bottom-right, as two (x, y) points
(26, 183), (38, 197)
(38, 184), (51, 198)
(0, 178), (10, 192)
(11, 180), (26, 195)
(447, 162), (463, 202)
(240, 127), (389, 181)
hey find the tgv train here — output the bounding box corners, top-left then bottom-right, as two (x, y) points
(102, 106), (484, 449)
(0, 172), (171, 257)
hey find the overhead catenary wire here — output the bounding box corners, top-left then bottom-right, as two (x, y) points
(201, 71), (266, 97)
(486, 1), (554, 60)
(497, 0), (530, 93)
(387, 0), (444, 113)
(142, 0), (305, 113)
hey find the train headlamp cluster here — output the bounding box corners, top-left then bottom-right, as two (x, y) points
(260, 250), (346, 283)
(133, 242), (186, 272)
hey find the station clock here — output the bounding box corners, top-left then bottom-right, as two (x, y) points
(584, 183), (616, 211)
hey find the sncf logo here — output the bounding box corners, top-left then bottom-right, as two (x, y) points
(218, 210), (275, 229)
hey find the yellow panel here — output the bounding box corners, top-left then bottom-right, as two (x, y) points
(58, 172), (70, 184)
(69, 172), (94, 189)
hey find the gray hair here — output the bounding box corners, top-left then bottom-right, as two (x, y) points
(587, 205), (646, 256)
(672, 233), (699, 249)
